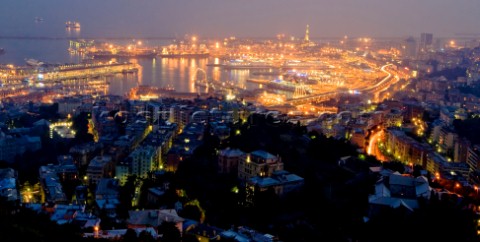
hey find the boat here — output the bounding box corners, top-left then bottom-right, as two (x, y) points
(159, 37), (210, 58)
(66, 21), (81, 29)
(211, 59), (275, 69)
(158, 51), (210, 58)
(89, 49), (157, 59)
(251, 71), (281, 76)
(25, 58), (44, 67)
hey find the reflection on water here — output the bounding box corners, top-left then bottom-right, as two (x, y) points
(106, 57), (259, 97)
(0, 38), (280, 98)
(0, 25), (280, 98)
(65, 28), (81, 38)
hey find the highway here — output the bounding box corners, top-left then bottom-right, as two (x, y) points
(367, 129), (388, 162)
(285, 63), (397, 106)
(361, 64), (393, 93)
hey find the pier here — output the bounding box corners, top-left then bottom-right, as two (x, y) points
(0, 62), (139, 83)
(40, 62), (139, 82)
(0, 62), (140, 101)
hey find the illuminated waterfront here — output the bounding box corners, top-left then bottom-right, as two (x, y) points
(0, 38), (273, 97)
(0, 19), (414, 117)
(1, 34), (413, 120)
(0, 15), (409, 109)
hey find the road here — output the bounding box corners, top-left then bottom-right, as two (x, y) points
(285, 63), (397, 106)
(367, 129), (389, 162)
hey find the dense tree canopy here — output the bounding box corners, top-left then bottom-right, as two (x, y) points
(453, 118), (480, 144)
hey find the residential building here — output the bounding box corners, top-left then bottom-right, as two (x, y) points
(245, 170), (304, 206)
(127, 209), (185, 235)
(128, 145), (158, 179)
(368, 169), (431, 218)
(86, 155), (114, 185)
(238, 150), (284, 182)
(218, 148), (245, 174)
(0, 168), (19, 202)
(39, 164), (68, 204)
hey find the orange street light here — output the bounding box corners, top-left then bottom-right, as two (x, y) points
(454, 183), (461, 194)
(94, 225), (99, 238)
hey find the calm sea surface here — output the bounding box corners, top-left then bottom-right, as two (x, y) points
(0, 35), (262, 96)
(0, 1), (274, 96)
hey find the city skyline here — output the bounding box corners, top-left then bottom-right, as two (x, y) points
(1, 0), (479, 39)
(3, 0), (480, 240)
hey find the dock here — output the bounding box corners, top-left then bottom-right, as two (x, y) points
(41, 62), (140, 81)
(0, 62), (140, 100)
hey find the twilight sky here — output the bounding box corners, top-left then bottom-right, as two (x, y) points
(1, 0), (479, 39)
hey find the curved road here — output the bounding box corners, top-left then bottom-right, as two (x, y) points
(286, 63), (397, 106)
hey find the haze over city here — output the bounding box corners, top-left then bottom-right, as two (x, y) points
(3, 0), (480, 241)
(1, 0), (480, 38)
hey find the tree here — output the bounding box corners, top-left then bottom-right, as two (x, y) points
(157, 221), (181, 242)
(179, 204), (202, 222)
(39, 102), (60, 120)
(72, 111), (94, 144)
(453, 118), (480, 144)
(122, 228), (138, 242)
(118, 175), (137, 217)
(138, 230), (156, 242)
(382, 161), (405, 174)
(182, 233), (200, 242)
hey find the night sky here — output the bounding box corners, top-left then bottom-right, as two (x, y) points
(0, 0), (479, 39)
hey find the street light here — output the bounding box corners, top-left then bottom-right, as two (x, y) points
(94, 225), (99, 238)
(454, 183), (461, 195)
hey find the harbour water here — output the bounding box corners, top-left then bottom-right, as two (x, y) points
(0, 36), (268, 97)
(0, 6), (276, 97)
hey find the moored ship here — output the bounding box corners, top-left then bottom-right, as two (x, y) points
(25, 58), (44, 67)
(65, 21), (81, 29)
(158, 51), (210, 58)
(88, 49), (157, 59)
(210, 59), (275, 69)
(159, 38), (210, 58)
